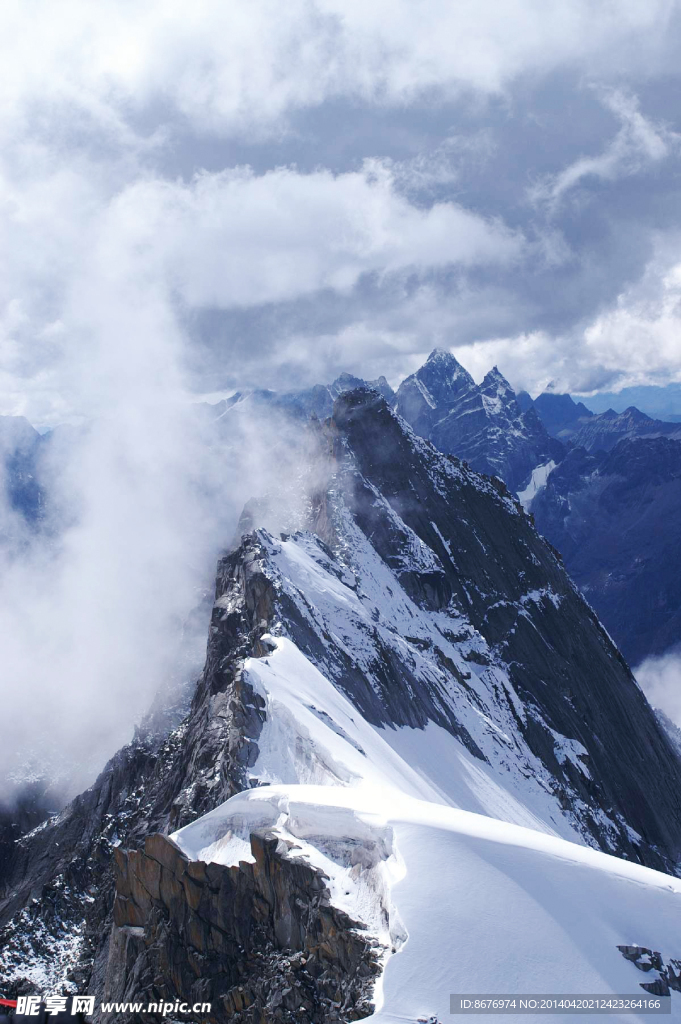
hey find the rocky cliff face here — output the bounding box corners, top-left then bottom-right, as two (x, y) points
(0, 541), (274, 1009)
(394, 350), (562, 492)
(2, 389), (681, 1020)
(109, 831), (381, 1023)
(325, 390), (681, 864)
(531, 435), (681, 665)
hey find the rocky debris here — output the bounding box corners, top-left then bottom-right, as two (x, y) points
(617, 945), (681, 996)
(107, 831), (382, 1023)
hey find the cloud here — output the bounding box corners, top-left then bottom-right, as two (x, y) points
(0, 1), (674, 145)
(0, 338), (319, 803)
(123, 162), (523, 308)
(635, 647), (681, 729)
(529, 89), (680, 211)
(438, 231), (681, 394)
(0, 152), (524, 426)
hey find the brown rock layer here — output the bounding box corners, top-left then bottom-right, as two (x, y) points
(106, 831), (383, 1023)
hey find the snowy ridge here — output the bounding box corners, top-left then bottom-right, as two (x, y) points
(167, 389), (681, 1017)
(255, 527), (595, 842)
(174, 633), (681, 1022)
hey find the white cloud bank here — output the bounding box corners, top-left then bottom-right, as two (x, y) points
(119, 163), (523, 312)
(636, 647), (681, 729)
(0, 0), (673, 141)
(448, 235), (681, 395)
(0, 159), (522, 425)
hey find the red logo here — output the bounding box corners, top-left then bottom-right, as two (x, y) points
(0, 998), (17, 1007)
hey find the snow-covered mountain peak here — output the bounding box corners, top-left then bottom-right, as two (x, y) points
(395, 353), (563, 494)
(3, 383), (681, 1020)
(424, 346), (459, 366)
(217, 388), (681, 871)
(481, 364), (511, 389)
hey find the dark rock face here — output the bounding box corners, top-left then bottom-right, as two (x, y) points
(657, 711), (681, 760)
(330, 389), (681, 869)
(0, 783), (64, 887)
(531, 436), (681, 664)
(515, 390), (534, 413)
(617, 945), (681, 997)
(393, 350), (562, 492)
(0, 541), (274, 1014)
(108, 832), (381, 1023)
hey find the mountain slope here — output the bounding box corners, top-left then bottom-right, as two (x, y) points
(2, 389), (680, 1020)
(173, 781), (681, 1022)
(530, 436), (681, 665)
(394, 350), (562, 492)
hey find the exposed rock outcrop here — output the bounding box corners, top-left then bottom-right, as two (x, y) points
(0, 540), (276, 1012)
(107, 832), (382, 1023)
(617, 945), (681, 997)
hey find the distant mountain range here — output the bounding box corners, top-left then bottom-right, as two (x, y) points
(520, 390), (681, 450)
(577, 381), (681, 422)
(209, 371), (395, 423)
(393, 350), (563, 493)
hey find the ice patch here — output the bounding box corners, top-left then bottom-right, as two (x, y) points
(517, 460), (557, 509)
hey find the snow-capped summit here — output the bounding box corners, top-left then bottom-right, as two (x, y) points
(392, 348), (476, 437)
(394, 350), (563, 493)
(3, 386), (680, 1020)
